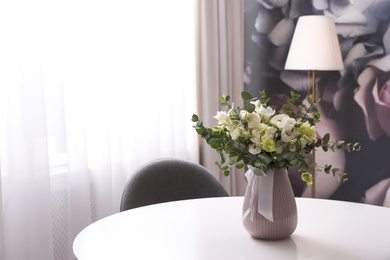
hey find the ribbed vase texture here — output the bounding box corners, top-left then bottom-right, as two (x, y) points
(242, 168), (297, 240)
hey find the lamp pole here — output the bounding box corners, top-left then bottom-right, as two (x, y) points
(284, 15), (344, 199)
(311, 70), (316, 198)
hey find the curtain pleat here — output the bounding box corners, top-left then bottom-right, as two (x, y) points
(197, 0), (247, 196)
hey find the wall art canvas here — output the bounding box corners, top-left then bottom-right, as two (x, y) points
(244, 0), (390, 206)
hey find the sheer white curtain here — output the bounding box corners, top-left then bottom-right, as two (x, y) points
(197, 0), (246, 196)
(0, 1), (198, 259)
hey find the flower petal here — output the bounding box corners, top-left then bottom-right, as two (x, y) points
(362, 177), (390, 207)
(257, 0), (289, 9)
(269, 44), (289, 70)
(312, 0), (329, 10)
(354, 67), (384, 140)
(383, 25), (390, 55)
(368, 54), (390, 72)
(335, 16), (379, 38)
(335, 11), (367, 24)
(255, 7), (283, 34)
(329, 0), (372, 17)
(333, 86), (349, 112)
(374, 77), (390, 137)
(339, 43), (384, 87)
(280, 71), (312, 92)
(370, 0), (390, 20)
(268, 18), (294, 46)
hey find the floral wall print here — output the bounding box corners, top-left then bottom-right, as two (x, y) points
(244, 0), (390, 206)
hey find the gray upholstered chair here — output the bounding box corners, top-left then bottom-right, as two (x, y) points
(120, 158), (229, 211)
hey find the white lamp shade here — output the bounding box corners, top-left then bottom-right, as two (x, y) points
(284, 15), (344, 71)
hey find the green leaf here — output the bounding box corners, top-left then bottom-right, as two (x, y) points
(224, 170), (230, 176)
(324, 164), (331, 174)
(287, 99), (296, 105)
(291, 91), (300, 99)
(225, 146), (232, 155)
(330, 143), (335, 152)
(219, 152), (226, 165)
(229, 155), (239, 162)
(196, 127), (205, 135)
(323, 133), (330, 144)
(254, 168), (266, 176)
(245, 103), (256, 113)
(221, 102), (228, 107)
(225, 95), (230, 102)
(210, 139), (220, 149)
(353, 142), (361, 152)
(201, 130), (211, 139)
(236, 162), (245, 169)
(220, 164), (229, 171)
(192, 114), (199, 122)
(241, 91), (252, 101)
(277, 160), (286, 168)
(306, 95), (313, 104)
(336, 141), (345, 149)
(298, 159), (309, 172)
(258, 154), (272, 165)
(283, 152), (296, 161)
(282, 105), (291, 112)
(296, 107), (304, 117)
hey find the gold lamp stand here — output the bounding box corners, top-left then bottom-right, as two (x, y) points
(285, 16), (344, 198)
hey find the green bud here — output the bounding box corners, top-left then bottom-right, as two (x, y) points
(301, 172), (313, 185)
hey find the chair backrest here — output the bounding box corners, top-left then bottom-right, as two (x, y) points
(120, 158), (229, 211)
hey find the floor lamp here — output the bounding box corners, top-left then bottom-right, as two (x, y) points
(284, 15), (344, 198)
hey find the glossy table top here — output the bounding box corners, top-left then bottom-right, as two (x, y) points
(73, 197), (390, 260)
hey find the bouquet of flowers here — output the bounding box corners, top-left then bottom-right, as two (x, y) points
(192, 91), (361, 184)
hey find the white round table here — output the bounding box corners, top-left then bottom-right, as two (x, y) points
(73, 197), (390, 260)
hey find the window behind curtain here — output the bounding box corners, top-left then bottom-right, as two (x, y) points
(0, 1), (198, 259)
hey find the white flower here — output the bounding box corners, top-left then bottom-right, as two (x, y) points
(275, 141), (284, 154)
(250, 128), (262, 143)
(249, 142), (262, 155)
(283, 117), (296, 132)
(228, 124), (242, 140)
(214, 111), (231, 126)
(281, 129), (293, 143)
(240, 111), (261, 129)
(270, 114), (289, 129)
(242, 128), (251, 139)
(256, 105), (275, 122)
(261, 125), (277, 141)
(289, 144), (297, 152)
(299, 121), (317, 141)
(229, 127), (241, 140)
(251, 100), (262, 109)
(299, 135), (310, 148)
